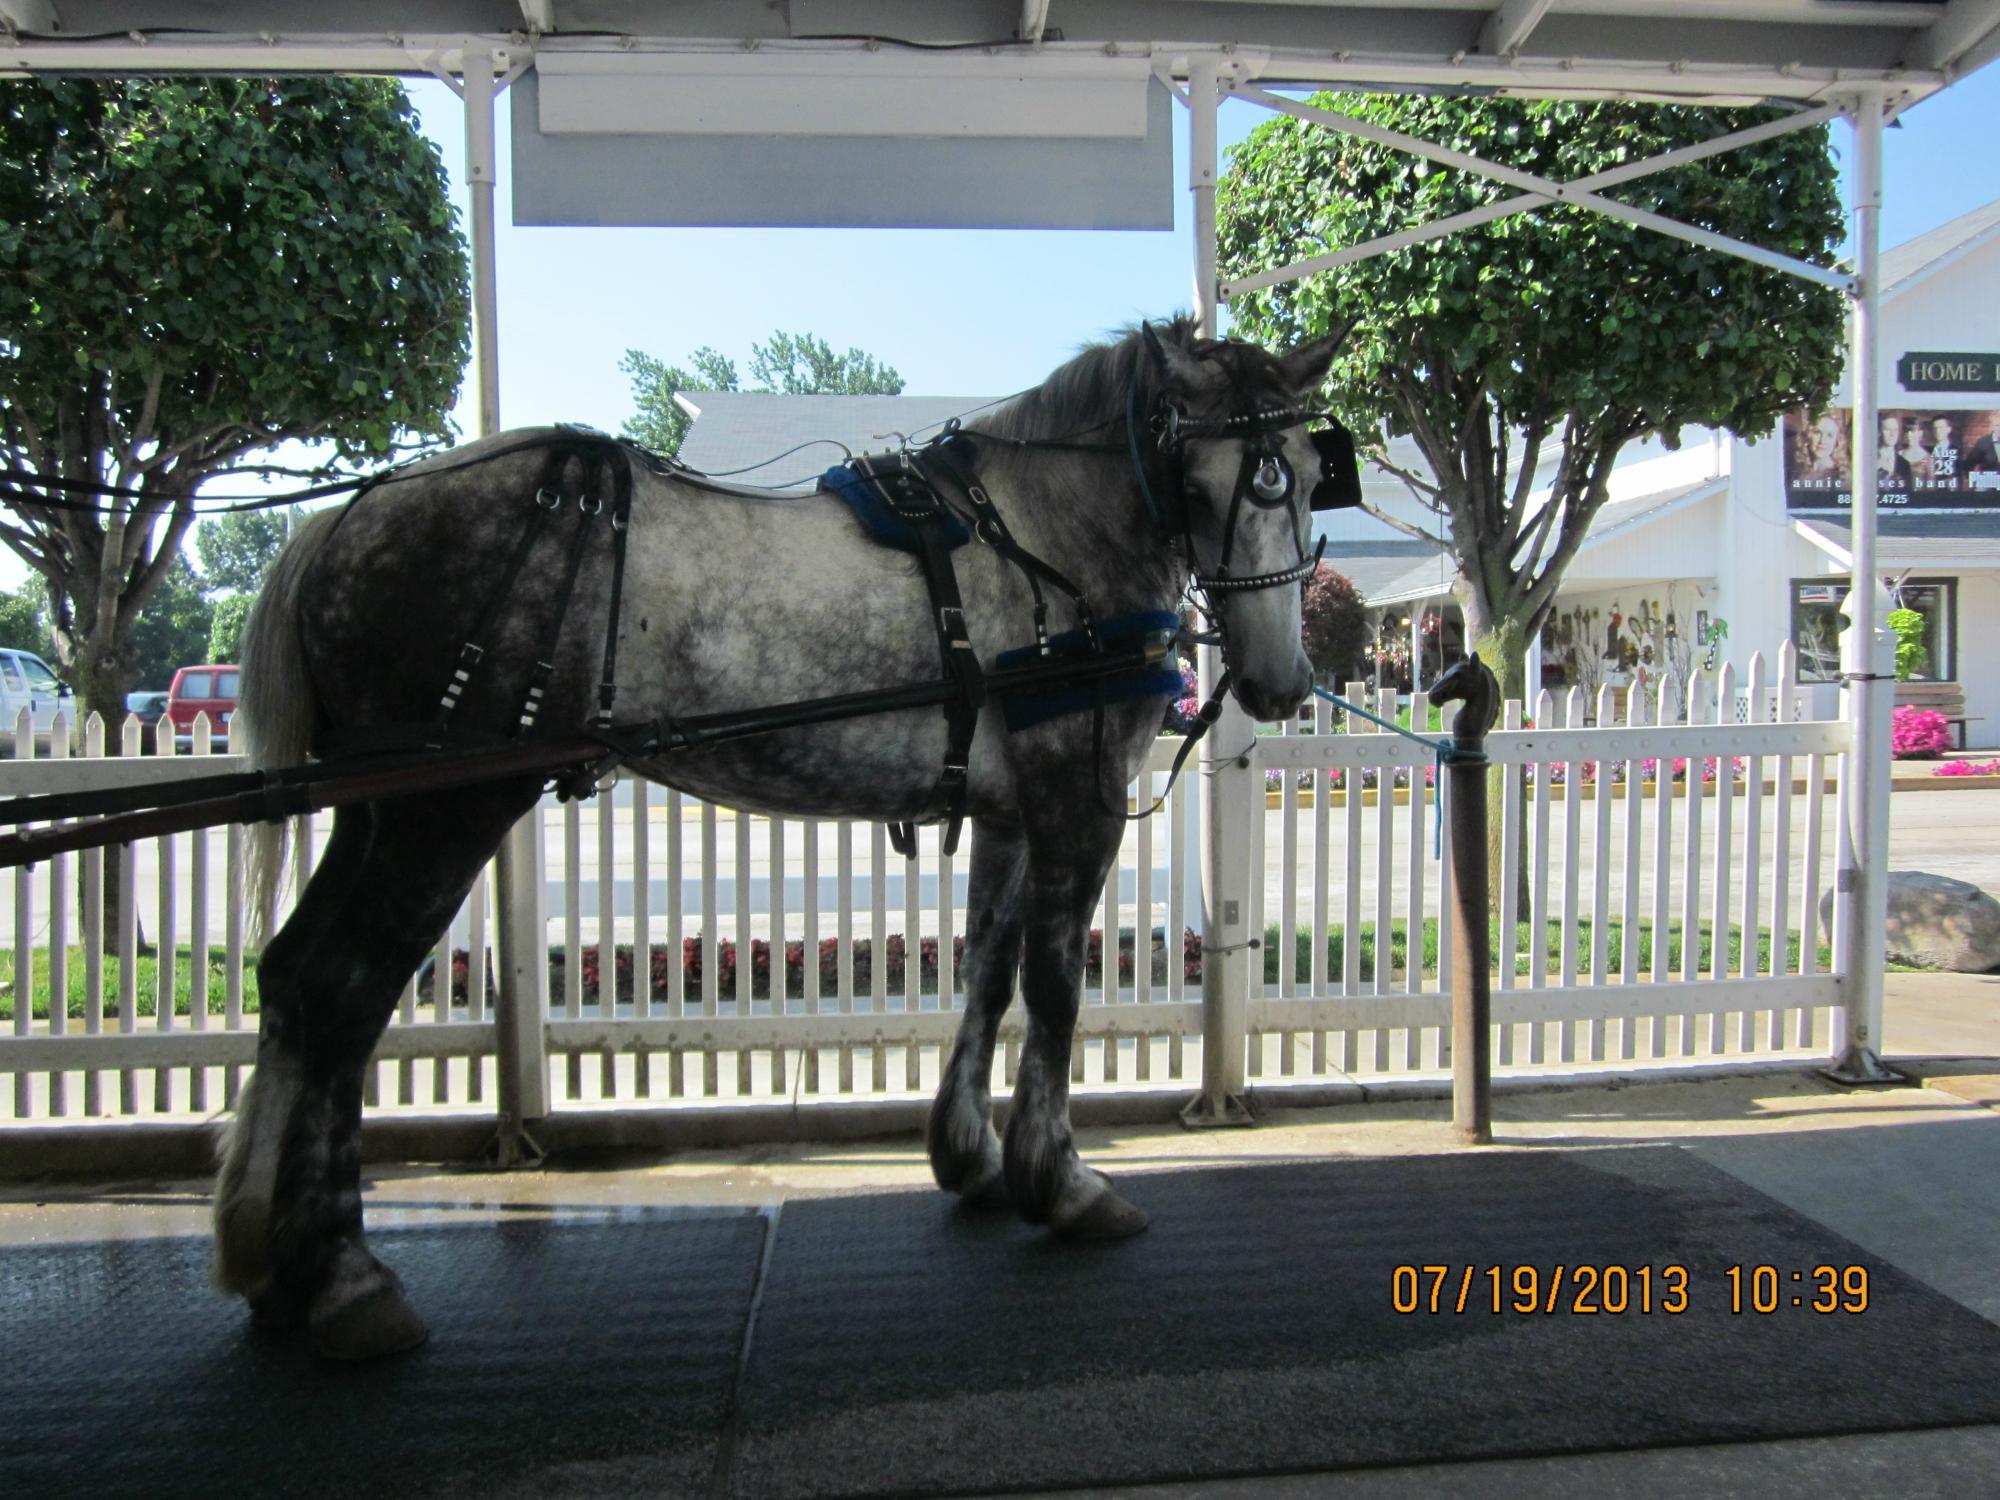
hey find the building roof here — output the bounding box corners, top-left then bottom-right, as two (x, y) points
(1794, 512), (2000, 570)
(675, 392), (992, 489)
(1361, 476), (1729, 606)
(1880, 197), (2000, 301)
(1322, 540), (1451, 601)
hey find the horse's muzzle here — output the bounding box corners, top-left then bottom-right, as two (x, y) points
(1231, 665), (1311, 723)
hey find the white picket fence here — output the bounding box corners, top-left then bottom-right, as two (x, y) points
(0, 646), (1851, 1131)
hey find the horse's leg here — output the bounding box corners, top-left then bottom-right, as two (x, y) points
(222, 783), (536, 1359)
(926, 815), (1027, 1207)
(214, 803), (376, 1321)
(1004, 808), (1149, 1239)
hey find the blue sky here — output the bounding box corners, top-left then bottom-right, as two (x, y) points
(414, 66), (2000, 432)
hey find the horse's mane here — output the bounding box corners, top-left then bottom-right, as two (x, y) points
(969, 315), (1200, 445)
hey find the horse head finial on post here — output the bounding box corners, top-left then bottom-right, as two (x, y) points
(1429, 651), (1501, 749)
(1430, 650), (1501, 1145)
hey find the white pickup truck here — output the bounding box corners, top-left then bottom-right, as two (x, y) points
(0, 647), (75, 749)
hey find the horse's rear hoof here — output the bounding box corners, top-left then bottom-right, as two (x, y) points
(1053, 1185), (1149, 1241)
(310, 1283), (429, 1362)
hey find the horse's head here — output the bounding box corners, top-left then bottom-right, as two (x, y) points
(1139, 321), (1359, 721)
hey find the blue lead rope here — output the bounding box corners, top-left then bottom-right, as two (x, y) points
(1309, 685), (1464, 859)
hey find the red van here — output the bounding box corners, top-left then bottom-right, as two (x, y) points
(165, 664), (239, 750)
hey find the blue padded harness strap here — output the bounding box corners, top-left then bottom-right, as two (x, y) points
(820, 462), (972, 553)
(996, 609), (1183, 731)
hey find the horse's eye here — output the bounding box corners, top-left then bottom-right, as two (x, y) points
(1251, 456), (1291, 502)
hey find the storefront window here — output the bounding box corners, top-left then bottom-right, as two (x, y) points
(1889, 577), (1956, 681)
(1790, 577), (1957, 683)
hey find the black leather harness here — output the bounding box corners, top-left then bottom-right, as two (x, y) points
(837, 450), (988, 857)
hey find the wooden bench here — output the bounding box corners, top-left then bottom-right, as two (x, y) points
(1895, 680), (1982, 749)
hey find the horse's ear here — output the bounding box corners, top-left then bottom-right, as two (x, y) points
(1141, 319), (1215, 396)
(1276, 320), (1354, 395)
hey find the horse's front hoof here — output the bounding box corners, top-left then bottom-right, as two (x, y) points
(309, 1281), (429, 1362)
(1053, 1182), (1149, 1241)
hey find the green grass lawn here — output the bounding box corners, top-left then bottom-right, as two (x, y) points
(1258, 916), (1838, 985)
(0, 917), (1864, 1021)
(0, 946), (262, 1022)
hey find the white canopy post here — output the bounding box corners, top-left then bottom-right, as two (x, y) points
(1827, 87), (1900, 1086)
(1186, 56), (1256, 1128)
(463, 48), (555, 1156)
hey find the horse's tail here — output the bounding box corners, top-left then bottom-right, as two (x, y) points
(238, 507), (343, 951)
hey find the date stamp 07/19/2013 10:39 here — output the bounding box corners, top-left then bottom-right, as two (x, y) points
(1390, 1263), (1873, 1317)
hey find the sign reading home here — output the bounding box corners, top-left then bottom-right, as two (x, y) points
(1783, 407), (2000, 510)
(1898, 352), (2000, 392)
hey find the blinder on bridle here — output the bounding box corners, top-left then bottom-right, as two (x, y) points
(1135, 392), (1365, 597)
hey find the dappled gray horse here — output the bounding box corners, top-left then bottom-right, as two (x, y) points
(218, 317), (1346, 1358)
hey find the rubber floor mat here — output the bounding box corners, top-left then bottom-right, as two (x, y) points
(1, 1209), (766, 1500)
(731, 1147), (2000, 1498)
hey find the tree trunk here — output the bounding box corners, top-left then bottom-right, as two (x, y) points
(1458, 592), (1530, 924)
(69, 639), (142, 959)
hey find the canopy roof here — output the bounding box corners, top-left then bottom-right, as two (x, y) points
(4, 2), (1996, 105)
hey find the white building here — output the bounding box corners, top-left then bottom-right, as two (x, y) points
(1360, 198), (2000, 746)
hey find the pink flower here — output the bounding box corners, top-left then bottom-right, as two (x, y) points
(1891, 706), (1951, 759)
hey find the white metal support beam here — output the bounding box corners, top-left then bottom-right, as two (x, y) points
(1904, 0), (2000, 71)
(1478, 0), (1554, 58)
(1827, 88), (1900, 1087)
(1229, 86), (1852, 299)
(517, 0), (556, 34)
(465, 47), (552, 1156)
(1222, 100), (1842, 303)
(1184, 58), (1255, 1130)
(1019, 0), (1051, 44)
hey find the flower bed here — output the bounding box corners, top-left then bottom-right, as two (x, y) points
(1933, 758), (2000, 777)
(435, 928), (1215, 1005)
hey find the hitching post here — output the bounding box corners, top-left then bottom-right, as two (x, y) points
(1442, 656), (1501, 1144)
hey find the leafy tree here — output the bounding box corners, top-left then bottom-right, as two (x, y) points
(1221, 95), (1843, 903)
(207, 592), (255, 665)
(196, 507), (299, 595)
(1220, 95), (1844, 700)
(619, 346), (740, 457)
(0, 76), (469, 734)
(621, 331), (903, 457)
(1300, 564), (1368, 685)
(0, 578), (60, 666)
(747, 332), (904, 397)
(123, 556), (213, 691)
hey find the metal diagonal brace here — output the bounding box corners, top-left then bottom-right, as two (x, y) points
(1224, 86), (1849, 302)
